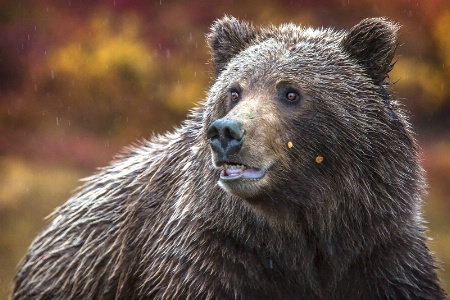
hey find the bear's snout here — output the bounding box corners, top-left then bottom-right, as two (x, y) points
(207, 118), (244, 162)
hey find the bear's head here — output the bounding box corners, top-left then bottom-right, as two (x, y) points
(203, 17), (419, 223)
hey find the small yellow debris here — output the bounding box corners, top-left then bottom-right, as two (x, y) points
(315, 155), (324, 164)
(287, 141), (293, 149)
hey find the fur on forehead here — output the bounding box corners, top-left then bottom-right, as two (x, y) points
(207, 16), (399, 84)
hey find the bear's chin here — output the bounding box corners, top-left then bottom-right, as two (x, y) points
(217, 175), (271, 200)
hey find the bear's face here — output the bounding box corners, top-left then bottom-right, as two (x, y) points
(204, 17), (401, 209)
(205, 40), (326, 201)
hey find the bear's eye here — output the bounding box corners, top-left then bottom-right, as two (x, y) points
(230, 91), (240, 102)
(286, 91), (299, 102)
(277, 85), (302, 105)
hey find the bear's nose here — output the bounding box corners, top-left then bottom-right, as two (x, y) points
(207, 118), (244, 159)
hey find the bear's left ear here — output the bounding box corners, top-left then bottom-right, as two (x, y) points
(207, 16), (260, 77)
(341, 18), (400, 84)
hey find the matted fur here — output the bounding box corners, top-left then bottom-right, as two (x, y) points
(13, 17), (445, 299)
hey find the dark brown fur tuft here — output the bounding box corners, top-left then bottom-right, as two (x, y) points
(341, 18), (400, 84)
(207, 16), (260, 77)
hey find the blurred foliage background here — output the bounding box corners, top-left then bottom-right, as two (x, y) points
(0, 0), (449, 297)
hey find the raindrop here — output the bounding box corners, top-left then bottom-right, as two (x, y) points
(51, 70), (55, 79)
(56, 117), (60, 126)
(34, 84), (37, 92)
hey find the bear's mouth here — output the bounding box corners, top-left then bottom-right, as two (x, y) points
(220, 163), (267, 180)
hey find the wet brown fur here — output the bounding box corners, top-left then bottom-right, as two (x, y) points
(13, 17), (446, 299)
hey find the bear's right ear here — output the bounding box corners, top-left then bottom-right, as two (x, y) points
(207, 16), (259, 76)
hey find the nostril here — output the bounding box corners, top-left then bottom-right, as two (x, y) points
(206, 124), (220, 140)
(224, 127), (234, 141)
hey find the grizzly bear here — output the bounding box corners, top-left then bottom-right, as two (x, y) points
(13, 16), (446, 299)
